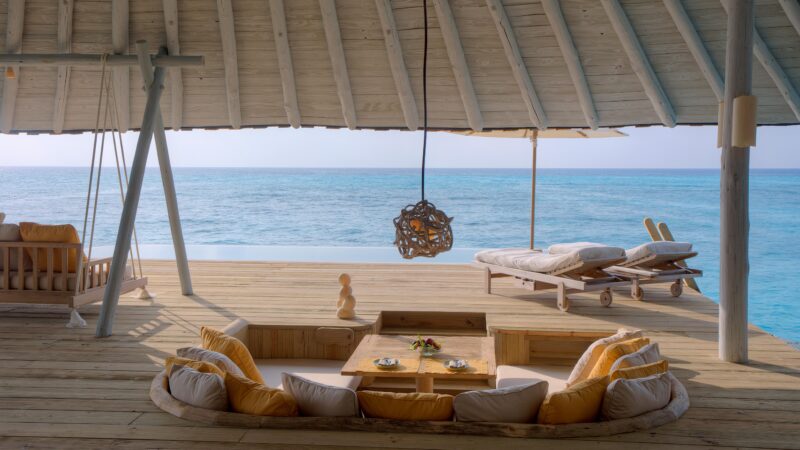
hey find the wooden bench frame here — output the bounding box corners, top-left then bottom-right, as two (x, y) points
(608, 252), (703, 300)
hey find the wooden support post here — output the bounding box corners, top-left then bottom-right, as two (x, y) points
(136, 42), (193, 297)
(96, 58), (167, 338)
(1, 0), (25, 133)
(719, 0), (753, 363)
(530, 131), (538, 250)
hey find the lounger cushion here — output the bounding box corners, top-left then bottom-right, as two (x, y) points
(601, 373), (672, 420)
(537, 376), (610, 425)
(165, 356), (225, 377)
(176, 346), (246, 378)
(281, 373), (359, 417)
(477, 245), (624, 275)
(0, 223), (32, 271)
(625, 241), (693, 265)
(224, 372), (298, 416)
(255, 359), (361, 390)
(168, 365), (228, 411)
(19, 222), (84, 273)
(567, 329), (643, 386)
(496, 364), (570, 393)
(609, 343), (661, 373)
(611, 360), (669, 381)
(474, 248), (539, 267)
(588, 337), (651, 379)
(201, 326), (265, 385)
(454, 380), (548, 423)
(357, 391), (454, 421)
(546, 242), (607, 254)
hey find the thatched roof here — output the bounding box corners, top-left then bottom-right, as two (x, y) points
(0, 0), (798, 134)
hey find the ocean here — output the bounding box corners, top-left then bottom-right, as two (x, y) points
(1, 167), (798, 346)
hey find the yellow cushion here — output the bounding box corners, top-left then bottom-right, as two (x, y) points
(588, 337), (650, 379)
(224, 372), (298, 416)
(537, 376), (609, 425)
(611, 360), (669, 381)
(165, 356), (225, 377)
(357, 391), (454, 421)
(201, 326), (265, 385)
(19, 222), (84, 273)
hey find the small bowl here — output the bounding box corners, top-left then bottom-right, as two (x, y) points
(373, 357), (400, 369)
(444, 359), (469, 371)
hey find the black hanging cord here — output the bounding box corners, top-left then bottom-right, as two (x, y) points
(421, 0), (429, 202)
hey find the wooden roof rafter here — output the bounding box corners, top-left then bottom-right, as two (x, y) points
(486, 0), (548, 130)
(319, 0), (357, 130)
(600, 0), (677, 127)
(778, 0), (800, 36)
(216, 0), (242, 129)
(162, 0), (183, 131)
(375, 0), (418, 131)
(269, 0), (301, 129)
(432, 0), (484, 132)
(112, 0), (130, 132)
(0, 0), (24, 134)
(52, 0), (74, 134)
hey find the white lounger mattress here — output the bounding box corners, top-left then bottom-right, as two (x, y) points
(623, 241), (694, 266)
(475, 244), (625, 274)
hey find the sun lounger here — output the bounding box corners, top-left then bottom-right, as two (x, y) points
(474, 243), (629, 312)
(607, 241), (702, 300)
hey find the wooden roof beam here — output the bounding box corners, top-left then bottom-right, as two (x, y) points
(375, 0), (418, 131)
(779, 0), (800, 36)
(663, 0), (724, 101)
(600, 0), (676, 127)
(1, 0), (25, 133)
(720, 1), (800, 121)
(486, 0), (547, 129)
(112, 0), (130, 132)
(432, 0), (484, 131)
(1, 54), (203, 67)
(319, 0), (357, 130)
(162, 0), (183, 130)
(269, 0), (301, 128)
(540, 0), (596, 129)
(216, 0), (242, 129)
(52, 0), (74, 134)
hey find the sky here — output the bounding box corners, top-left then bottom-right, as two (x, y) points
(0, 124), (798, 169)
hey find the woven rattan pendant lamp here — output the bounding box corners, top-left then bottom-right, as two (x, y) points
(393, 0), (453, 259)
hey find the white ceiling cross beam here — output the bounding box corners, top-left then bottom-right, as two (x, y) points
(52, 0), (74, 134)
(540, 0), (596, 129)
(778, 0), (800, 36)
(432, 0), (484, 131)
(663, 0), (723, 101)
(486, 0), (548, 129)
(162, 0), (183, 130)
(269, 0), (301, 128)
(216, 0), (242, 129)
(112, 0), (130, 132)
(600, 0), (676, 127)
(319, 0), (357, 130)
(1, 0), (25, 133)
(375, 0), (418, 131)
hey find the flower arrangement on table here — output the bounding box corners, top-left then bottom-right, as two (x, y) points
(410, 336), (441, 357)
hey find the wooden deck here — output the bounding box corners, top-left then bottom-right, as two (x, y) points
(1, 260), (798, 449)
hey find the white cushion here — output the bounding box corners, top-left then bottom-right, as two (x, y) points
(256, 359), (361, 390)
(475, 248), (539, 267)
(281, 373), (359, 417)
(476, 245), (624, 275)
(176, 346), (245, 378)
(625, 241), (694, 265)
(610, 343), (661, 373)
(168, 365), (228, 411)
(567, 329), (643, 386)
(0, 223), (31, 271)
(454, 380), (548, 423)
(602, 373), (672, 420)
(546, 242), (607, 254)
(496, 364), (571, 393)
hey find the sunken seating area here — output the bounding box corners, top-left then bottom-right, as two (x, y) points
(150, 313), (690, 438)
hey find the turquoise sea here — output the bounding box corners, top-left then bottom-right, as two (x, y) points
(1, 167), (798, 346)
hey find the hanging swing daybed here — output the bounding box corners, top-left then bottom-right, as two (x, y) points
(0, 57), (148, 326)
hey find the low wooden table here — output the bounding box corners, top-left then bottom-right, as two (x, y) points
(341, 334), (496, 393)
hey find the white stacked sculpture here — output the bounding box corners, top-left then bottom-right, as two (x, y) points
(337, 273), (356, 319)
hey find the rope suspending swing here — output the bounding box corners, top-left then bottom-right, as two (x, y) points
(393, 0), (453, 259)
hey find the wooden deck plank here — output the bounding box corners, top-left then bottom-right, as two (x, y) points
(0, 260), (798, 449)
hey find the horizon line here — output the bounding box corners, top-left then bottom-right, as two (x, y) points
(1, 165), (799, 170)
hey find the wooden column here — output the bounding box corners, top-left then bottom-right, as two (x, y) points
(719, 0), (753, 363)
(530, 131), (538, 250)
(96, 61), (167, 338)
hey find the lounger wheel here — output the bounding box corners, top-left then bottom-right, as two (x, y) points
(670, 281), (683, 297)
(557, 295), (570, 312)
(600, 289), (613, 307)
(631, 285), (644, 301)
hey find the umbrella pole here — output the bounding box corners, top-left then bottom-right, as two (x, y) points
(530, 130), (538, 250)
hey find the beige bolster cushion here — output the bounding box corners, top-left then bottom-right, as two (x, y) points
(281, 372), (359, 417)
(610, 342), (661, 373)
(168, 365), (228, 411)
(177, 346), (245, 378)
(601, 373), (672, 420)
(454, 380), (549, 423)
(567, 328), (643, 386)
